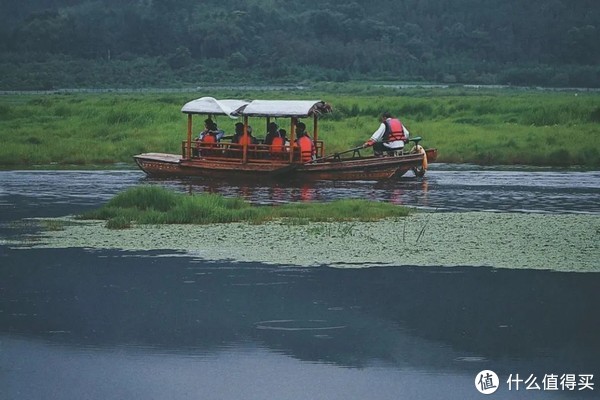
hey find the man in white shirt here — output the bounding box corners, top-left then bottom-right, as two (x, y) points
(363, 112), (409, 156)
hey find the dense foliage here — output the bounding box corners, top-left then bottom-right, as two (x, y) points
(0, 0), (599, 89)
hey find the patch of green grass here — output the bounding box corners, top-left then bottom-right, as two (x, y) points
(40, 219), (68, 231)
(79, 186), (410, 227)
(0, 88), (598, 167)
(38, 219), (83, 231)
(106, 216), (132, 230)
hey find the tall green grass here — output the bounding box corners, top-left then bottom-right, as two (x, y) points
(80, 185), (411, 228)
(318, 91), (600, 166)
(0, 93), (185, 166)
(1, 88), (598, 167)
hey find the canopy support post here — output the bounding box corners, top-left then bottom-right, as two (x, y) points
(290, 117), (297, 163)
(187, 114), (193, 159)
(313, 114), (320, 158)
(242, 116), (249, 164)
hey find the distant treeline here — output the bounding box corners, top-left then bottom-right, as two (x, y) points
(0, 0), (599, 89)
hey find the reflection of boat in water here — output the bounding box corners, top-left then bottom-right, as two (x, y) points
(149, 174), (432, 206)
(134, 97), (437, 181)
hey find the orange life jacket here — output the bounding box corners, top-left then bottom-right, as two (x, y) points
(238, 134), (252, 146)
(297, 135), (314, 162)
(271, 136), (285, 153)
(384, 118), (406, 142)
(202, 134), (216, 144)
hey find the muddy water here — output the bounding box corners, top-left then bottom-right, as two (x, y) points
(1, 167), (599, 400)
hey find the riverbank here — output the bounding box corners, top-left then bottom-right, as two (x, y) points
(1, 88), (599, 168)
(12, 211), (600, 272)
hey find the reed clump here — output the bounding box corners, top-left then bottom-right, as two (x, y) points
(79, 186), (410, 228)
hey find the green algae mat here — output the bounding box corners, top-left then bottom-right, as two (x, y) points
(10, 212), (600, 272)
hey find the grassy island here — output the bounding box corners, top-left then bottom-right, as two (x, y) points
(20, 195), (598, 272)
(80, 186), (411, 229)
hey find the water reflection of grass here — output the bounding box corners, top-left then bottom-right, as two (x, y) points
(79, 186), (410, 229)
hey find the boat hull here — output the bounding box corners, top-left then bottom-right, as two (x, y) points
(296, 153), (425, 180)
(134, 149), (437, 181)
(134, 153), (294, 179)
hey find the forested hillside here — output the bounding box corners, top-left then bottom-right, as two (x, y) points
(0, 0), (598, 89)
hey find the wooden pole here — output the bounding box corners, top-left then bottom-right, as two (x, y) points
(266, 117), (270, 137)
(313, 114), (319, 158)
(187, 114), (193, 159)
(289, 117), (297, 163)
(242, 116), (248, 164)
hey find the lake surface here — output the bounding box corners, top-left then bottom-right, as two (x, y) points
(1, 164), (599, 214)
(1, 167), (599, 399)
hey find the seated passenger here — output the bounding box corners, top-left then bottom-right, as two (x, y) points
(231, 122), (244, 144)
(197, 129), (219, 156)
(362, 111), (409, 156)
(271, 134), (285, 152)
(265, 122), (282, 145)
(239, 125), (258, 146)
(264, 122), (284, 157)
(202, 131), (217, 144)
(295, 122), (315, 162)
(280, 129), (289, 146)
(198, 118), (225, 142)
(194, 118), (213, 156)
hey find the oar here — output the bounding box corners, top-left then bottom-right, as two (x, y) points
(306, 146), (364, 164)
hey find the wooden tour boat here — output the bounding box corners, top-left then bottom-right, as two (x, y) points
(134, 97), (437, 181)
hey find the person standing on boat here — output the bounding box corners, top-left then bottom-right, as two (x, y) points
(295, 121), (315, 162)
(363, 112), (409, 156)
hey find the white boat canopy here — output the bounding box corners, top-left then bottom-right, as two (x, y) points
(181, 97), (249, 118)
(235, 100), (332, 118)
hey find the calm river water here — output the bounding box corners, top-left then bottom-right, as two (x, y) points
(1, 166), (599, 400)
